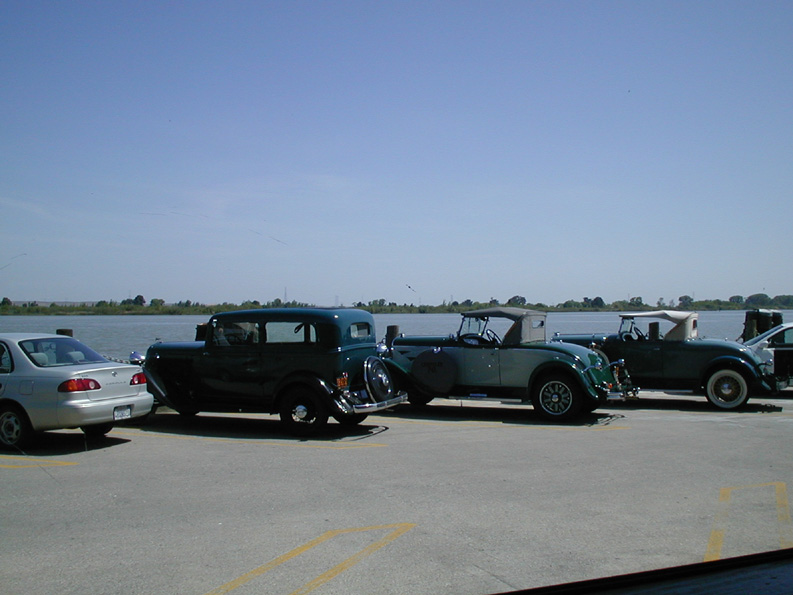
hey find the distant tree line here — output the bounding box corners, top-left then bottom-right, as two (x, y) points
(2, 292), (792, 315)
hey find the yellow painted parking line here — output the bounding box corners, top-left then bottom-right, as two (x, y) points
(705, 481), (793, 561)
(204, 523), (416, 595)
(111, 429), (387, 449)
(0, 455), (77, 469)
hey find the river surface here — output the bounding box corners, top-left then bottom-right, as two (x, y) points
(2, 310), (790, 361)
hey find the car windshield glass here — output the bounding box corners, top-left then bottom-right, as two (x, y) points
(744, 325), (784, 346)
(459, 316), (487, 336)
(618, 318), (635, 334)
(20, 337), (107, 367)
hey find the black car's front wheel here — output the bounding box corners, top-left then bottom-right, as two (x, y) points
(531, 374), (582, 421)
(705, 369), (749, 409)
(279, 387), (329, 436)
(407, 389), (434, 407)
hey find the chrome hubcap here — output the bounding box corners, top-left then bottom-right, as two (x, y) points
(719, 380), (737, 398)
(293, 404), (309, 421)
(540, 382), (572, 414)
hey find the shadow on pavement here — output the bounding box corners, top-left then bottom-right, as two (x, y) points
(137, 410), (391, 442)
(1, 431), (130, 457)
(379, 401), (617, 427)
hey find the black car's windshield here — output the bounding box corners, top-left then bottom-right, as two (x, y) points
(618, 318), (637, 334)
(21, 337), (107, 367)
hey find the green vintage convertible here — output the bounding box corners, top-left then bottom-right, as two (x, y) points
(553, 311), (777, 410)
(383, 307), (632, 421)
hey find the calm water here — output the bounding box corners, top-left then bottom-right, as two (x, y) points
(3, 310), (790, 361)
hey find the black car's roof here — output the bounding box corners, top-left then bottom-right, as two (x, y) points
(211, 307), (374, 326)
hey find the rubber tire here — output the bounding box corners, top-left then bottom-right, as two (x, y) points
(363, 357), (397, 403)
(531, 374), (583, 422)
(705, 369), (749, 409)
(81, 423), (114, 438)
(0, 404), (34, 449)
(332, 412), (369, 426)
(407, 390), (434, 407)
(279, 387), (329, 436)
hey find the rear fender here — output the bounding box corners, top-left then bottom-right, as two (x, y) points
(701, 356), (770, 391)
(382, 358), (414, 393)
(274, 374), (338, 415)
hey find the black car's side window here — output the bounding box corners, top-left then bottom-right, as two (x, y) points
(265, 322), (318, 344)
(347, 322), (372, 344)
(212, 321), (261, 347)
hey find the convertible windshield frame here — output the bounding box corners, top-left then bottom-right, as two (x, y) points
(458, 316), (488, 337)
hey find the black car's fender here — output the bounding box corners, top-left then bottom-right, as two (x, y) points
(700, 355), (773, 393)
(273, 373), (338, 414)
(142, 358), (193, 409)
(382, 358), (413, 392)
(527, 360), (601, 402)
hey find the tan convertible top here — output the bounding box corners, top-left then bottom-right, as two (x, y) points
(463, 307), (547, 344)
(620, 310), (699, 341)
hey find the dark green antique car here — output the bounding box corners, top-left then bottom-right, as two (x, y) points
(143, 308), (406, 435)
(384, 308), (632, 421)
(553, 310), (777, 410)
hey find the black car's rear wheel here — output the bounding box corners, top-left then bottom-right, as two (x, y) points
(279, 387), (329, 436)
(531, 374), (582, 421)
(332, 412), (369, 426)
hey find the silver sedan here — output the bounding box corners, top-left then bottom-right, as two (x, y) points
(0, 333), (153, 448)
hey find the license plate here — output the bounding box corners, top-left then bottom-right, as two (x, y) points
(113, 405), (132, 421)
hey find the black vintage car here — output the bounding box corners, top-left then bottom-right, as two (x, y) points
(143, 308), (406, 435)
(554, 310), (777, 410)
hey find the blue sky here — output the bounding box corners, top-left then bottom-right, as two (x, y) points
(2, 1), (791, 307)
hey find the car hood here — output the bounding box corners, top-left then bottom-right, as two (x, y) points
(542, 340), (604, 362)
(392, 335), (457, 348)
(553, 332), (612, 345)
(146, 341), (204, 355)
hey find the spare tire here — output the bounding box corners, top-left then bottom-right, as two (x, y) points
(363, 357), (397, 403)
(411, 349), (457, 395)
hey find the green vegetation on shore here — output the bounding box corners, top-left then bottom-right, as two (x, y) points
(2, 293), (792, 316)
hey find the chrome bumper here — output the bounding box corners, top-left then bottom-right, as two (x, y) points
(336, 390), (408, 415)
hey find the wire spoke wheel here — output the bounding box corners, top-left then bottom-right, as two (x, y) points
(532, 375), (582, 421)
(705, 370), (749, 409)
